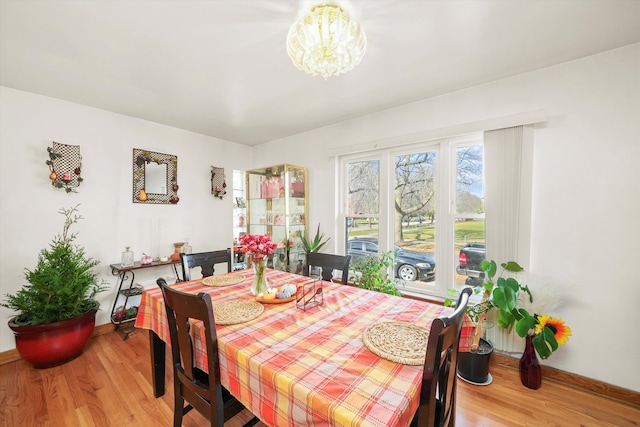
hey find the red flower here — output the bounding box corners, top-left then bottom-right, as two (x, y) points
(238, 234), (278, 259)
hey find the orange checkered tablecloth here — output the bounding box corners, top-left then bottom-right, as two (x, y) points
(135, 269), (469, 427)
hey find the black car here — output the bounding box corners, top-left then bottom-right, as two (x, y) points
(347, 237), (435, 282)
(456, 242), (486, 286)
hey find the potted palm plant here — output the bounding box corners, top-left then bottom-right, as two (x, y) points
(1, 205), (107, 368)
(298, 224), (330, 274)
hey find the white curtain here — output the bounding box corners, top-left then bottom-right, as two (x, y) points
(483, 125), (533, 352)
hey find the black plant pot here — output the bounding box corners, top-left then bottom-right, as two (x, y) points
(457, 338), (494, 384)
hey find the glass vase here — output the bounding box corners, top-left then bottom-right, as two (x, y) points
(285, 248), (291, 273)
(121, 246), (134, 267)
(520, 334), (542, 389)
(251, 257), (268, 295)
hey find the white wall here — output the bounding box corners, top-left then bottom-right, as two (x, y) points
(0, 87), (252, 351)
(253, 44), (640, 392)
(1, 43), (638, 392)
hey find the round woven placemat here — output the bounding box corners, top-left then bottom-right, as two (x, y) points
(362, 321), (429, 365)
(212, 299), (264, 325)
(202, 274), (245, 287)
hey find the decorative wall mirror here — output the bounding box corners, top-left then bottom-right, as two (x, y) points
(132, 149), (179, 204)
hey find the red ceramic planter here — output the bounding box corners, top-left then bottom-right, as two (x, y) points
(8, 309), (97, 368)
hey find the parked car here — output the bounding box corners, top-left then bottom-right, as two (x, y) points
(347, 237), (435, 282)
(456, 242), (486, 286)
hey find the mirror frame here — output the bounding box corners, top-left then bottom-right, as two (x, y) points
(132, 148), (179, 204)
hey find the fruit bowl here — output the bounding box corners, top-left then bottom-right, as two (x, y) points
(256, 284), (298, 304)
(256, 295), (295, 304)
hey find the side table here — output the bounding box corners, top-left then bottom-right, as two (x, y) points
(109, 260), (182, 339)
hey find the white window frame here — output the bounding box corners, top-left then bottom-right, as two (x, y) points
(338, 133), (484, 298)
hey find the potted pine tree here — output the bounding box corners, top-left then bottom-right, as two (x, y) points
(1, 205), (107, 368)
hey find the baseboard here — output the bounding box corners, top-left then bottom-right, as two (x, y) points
(0, 348), (20, 366)
(403, 292), (640, 409)
(491, 351), (640, 409)
(0, 322), (116, 366)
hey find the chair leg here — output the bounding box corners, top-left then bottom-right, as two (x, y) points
(173, 391), (184, 427)
(242, 416), (260, 427)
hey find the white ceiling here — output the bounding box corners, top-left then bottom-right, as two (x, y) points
(2, 0), (639, 146)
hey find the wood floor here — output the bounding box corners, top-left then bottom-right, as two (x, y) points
(0, 330), (638, 427)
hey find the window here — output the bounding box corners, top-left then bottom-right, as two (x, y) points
(453, 144), (485, 290)
(339, 133), (484, 297)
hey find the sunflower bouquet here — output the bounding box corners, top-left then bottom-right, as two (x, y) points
(515, 313), (572, 359)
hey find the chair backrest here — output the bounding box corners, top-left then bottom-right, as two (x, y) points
(304, 252), (351, 285)
(181, 249), (232, 281)
(414, 287), (472, 427)
(156, 278), (230, 425)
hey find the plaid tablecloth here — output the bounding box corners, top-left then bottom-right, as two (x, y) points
(135, 269), (469, 427)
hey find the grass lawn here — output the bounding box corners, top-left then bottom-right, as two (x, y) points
(454, 220), (485, 244)
(346, 219), (485, 245)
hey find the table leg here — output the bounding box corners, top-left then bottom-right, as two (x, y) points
(149, 330), (166, 397)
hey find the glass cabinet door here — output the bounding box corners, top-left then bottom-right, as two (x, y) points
(246, 164), (308, 270)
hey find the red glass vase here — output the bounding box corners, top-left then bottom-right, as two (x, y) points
(520, 334), (542, 389)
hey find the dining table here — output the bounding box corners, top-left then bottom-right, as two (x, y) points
(134, 268), (472, 427)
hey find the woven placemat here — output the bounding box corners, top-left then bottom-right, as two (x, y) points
(202, 274), (245, 287)
(212, 299), (264, 325)
(362, 321), (429, 365)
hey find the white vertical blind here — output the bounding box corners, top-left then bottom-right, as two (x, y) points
(484, 126), (523, 262)
(483, 125), (533, 352)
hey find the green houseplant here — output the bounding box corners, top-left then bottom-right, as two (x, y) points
(298, 224), (331, 275)
(469, 260), (571, 359)
(349, 251), (402, 296)
(1, 205), (107, 368)
(298, 223), (330, 253)
(454, 260), (531, 384)
(455, 260), (572, 387)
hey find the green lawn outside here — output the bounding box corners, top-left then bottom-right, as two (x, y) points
(454, 220), (485, 244)
(346, 219), (484, 245)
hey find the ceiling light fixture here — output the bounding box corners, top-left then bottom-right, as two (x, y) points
(286, 3), (367, 79)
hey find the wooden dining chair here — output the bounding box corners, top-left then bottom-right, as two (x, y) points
(156, 278), (259, 427)
(181, 249), (232, 281)
(411, 287), (472, 427)
(304, 252), (351, 284)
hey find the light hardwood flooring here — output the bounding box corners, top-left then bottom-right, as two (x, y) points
(0, 330), (638, 426)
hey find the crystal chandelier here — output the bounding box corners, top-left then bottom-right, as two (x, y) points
(287, 3), (367, 79)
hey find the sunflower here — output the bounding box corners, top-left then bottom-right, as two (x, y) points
(535, 315), (572, 346)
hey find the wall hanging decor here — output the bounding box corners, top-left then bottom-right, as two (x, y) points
(211, 166), (227, 199)
(46, 141), (83, 193)
(132, 149), (179, 204)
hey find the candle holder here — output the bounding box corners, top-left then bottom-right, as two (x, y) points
(46, 142), (83, 193)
